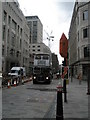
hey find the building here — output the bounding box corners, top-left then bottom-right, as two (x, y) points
(2, 2), (30, 75)
(52, 53), (59, 74)
(0, 1), (2, 90)
(29, 42), (52, 75)
(29, 43), (51, 55)
(69, 1), (90, 80)
(26, 15), (52, 74)
(25, 16), (43, 44)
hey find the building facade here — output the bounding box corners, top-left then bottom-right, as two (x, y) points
(69, 2), (90, 80)
(25, 16), (43, 44)
(52, 53), (59, 74)
(26, 15), (51, 74)
(29, 43), (51, 55)
(0, 1), (2, 91)
(2, 2), (30, 75)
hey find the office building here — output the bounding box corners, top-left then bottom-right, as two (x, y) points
(25, 16), (43, 44)
(69, 2), (90, 80)
(2, 2), (30, 75)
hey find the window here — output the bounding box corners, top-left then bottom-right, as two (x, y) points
(83, 28), (88, 38)
(78, 47), (80, 59)
(43, 55), (49, 60)
(37, 49), (40, 51)
(20, 39), (22, 49)
(83, 10), (88, 20)
(35, 55), (41, 59)
(7, 29), (10, 43)
(33, 21), (37, 26)
(12, 19), (16, 30)
(8, 16), (11, 25)
(3, 25), (6, 41)
(78, 31), (79, 41)
(84, 46), (90, 57)
(18, 25), (19, 34)
(11, 32), (15, 46)
(3, 11), (7, 22)
(20, 28), (22, 36)
(2, 45), (4, 56)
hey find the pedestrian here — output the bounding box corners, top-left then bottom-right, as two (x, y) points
(78, 72), (82, 85)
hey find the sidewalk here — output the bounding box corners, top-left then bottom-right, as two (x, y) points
(52, 78), (89, 119)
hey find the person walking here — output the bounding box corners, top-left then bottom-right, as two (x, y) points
(78, 72), (82, 85)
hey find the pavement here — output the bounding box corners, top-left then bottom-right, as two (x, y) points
(51, 77), (89, 120)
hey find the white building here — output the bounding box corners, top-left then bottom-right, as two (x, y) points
(69, 2), (90, 80)
(2, 2), (30, 75)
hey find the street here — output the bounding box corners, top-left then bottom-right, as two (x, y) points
(2, 78), (59, 119)
(1, 77), (89, 120)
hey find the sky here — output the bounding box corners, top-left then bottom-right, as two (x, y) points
(18, 0), (75, 64)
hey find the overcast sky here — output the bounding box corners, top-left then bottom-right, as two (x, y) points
(18, 0), (75, 64)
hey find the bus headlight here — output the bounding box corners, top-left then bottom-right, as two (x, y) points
(34, 76), (36, 79)
(46, 77), (49, 80)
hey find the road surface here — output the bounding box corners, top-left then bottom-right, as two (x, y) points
(2, 79), (60, 119)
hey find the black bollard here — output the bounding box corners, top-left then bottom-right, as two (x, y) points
(87, 67), (90, 95)
(63, 79), (67, 102)
(56, 85), (64, 120)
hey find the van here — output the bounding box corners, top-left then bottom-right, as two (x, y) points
(8, 67), (26, 77)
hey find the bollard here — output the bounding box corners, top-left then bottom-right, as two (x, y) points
(63, 79), (67, 103)
(7, 80), (11, 88)
(56, 85), (64, 120)
(87, 67), (90, 95)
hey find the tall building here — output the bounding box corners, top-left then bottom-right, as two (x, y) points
(2, 2), (30, 75)
(25, 16), (43, 44)
(69, 2), (90, 80)
(26, 15), (51, 73)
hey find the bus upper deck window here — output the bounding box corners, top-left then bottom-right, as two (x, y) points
(35, 55), (41, 59)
